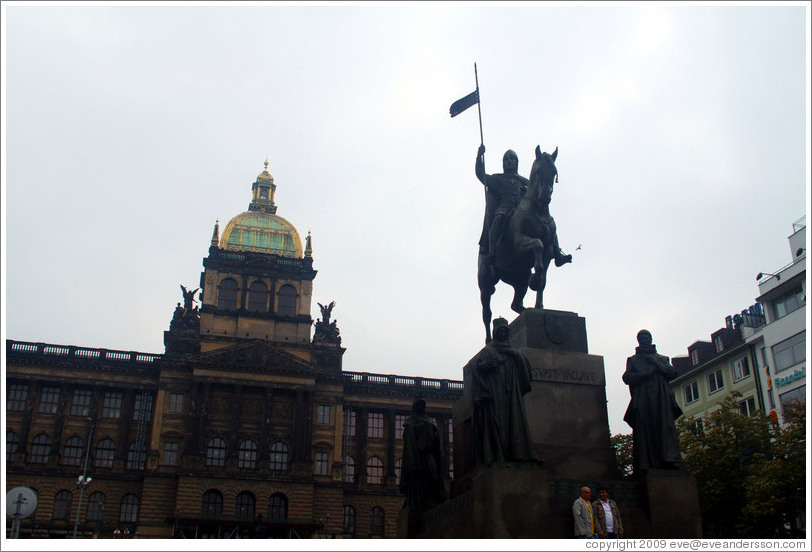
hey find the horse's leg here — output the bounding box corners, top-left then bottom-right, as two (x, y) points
(510, 280), (528, 314)
(481, 288), (493, 343)
(478, 254), (496, 343)
(534, 256), (552, 309)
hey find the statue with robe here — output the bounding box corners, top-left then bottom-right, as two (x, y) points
(400, 399), (446, 512)
(471, 317), (539, 465)
(622, 329), (683, 473)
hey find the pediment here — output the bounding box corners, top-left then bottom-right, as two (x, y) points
(191, 340), (318, 374)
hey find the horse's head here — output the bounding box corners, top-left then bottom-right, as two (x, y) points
(528, 145), (558, 205)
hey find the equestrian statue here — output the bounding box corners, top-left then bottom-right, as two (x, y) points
(476, 144), (572, 343)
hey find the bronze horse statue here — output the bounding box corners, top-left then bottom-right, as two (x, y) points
(477, 145), (572, 343)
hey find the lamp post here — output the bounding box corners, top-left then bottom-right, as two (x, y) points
(72, 419), (95, 539)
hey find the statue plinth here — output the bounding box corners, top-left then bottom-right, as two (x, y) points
(429, 308), (702, 539)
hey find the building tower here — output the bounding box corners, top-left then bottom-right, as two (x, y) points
(195, 159), (317, 357)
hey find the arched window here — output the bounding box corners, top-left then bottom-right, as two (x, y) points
(62, 436), (84, 467)
(268, 493), (287, 520)
(369, 506), (385, 537)
(235, 491), (255, 520)
(119, 494), (139, 523)
(343, 456), (355, 483)
(30, 433), (51, 464)
(270, 441), (289, 472)
(247, 281), (268, 313)
(206, 437), (226, 467)
(217, 278), (239, 311)
(201, 490), (223, 519)
(342, 505), (356, 535)
(126, 441), (145, 470)
(52, 490), (72, 521)
(86, 492), (105, 523)
(394, 458), (402, 486)
(366, 456), (383, 485)
(238, 439), (258, 470)
(7, 431), (19, 463)
(277, 285), (296, 317)
(95, 438), (116, 469)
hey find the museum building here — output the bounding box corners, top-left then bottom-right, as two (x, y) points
(5, 162), (463, 539)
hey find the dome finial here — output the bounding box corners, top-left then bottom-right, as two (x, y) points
(264, 156), (269, 172)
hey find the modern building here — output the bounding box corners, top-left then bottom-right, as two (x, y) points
(670, 305), (766, 431)
(746, 217), (807, 425)
(6, 161), (463, 539)
(670, 216), (807, 429)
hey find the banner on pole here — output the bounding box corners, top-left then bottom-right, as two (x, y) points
(449, 89), (479, 117)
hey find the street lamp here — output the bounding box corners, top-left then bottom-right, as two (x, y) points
(72, 419), (95, 539)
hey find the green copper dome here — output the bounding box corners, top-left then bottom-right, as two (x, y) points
(217, 160), (304, 258)
(220, 212), (303, 257)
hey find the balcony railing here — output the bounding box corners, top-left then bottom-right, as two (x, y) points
(6, 340), (162, 364)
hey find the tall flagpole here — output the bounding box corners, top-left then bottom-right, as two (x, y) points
(474, 63), (484, 147)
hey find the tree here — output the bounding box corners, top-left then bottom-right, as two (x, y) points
(677, 392), (806, 538)
(741, 400), (806, 538)
(610, 433), (633, 478)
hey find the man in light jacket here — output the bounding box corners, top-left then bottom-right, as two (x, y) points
(592, 485), (624, 538)
(573, 486), (597, 538)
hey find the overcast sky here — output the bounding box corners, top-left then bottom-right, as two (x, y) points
(2, 2), (809, 436)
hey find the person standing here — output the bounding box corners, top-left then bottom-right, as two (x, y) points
(592, 485), (624, 538)
(573, 486), (597, 538)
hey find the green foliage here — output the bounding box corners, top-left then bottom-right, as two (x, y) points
(677, 393), (806, 538)
(610, 432), (633, 478)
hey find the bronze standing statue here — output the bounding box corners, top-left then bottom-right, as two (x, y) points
(470, 318), (538, 465)
(622, 330), (683, 473)
(477, 145), (572, 343)
(400, 399), (447, 513)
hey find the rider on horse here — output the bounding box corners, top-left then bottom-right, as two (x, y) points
(475, 145), (528, 266)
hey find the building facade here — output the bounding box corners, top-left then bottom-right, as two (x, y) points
(5, 162), (463, 539)
(746, 217), (807, 425)
(670, 306), (766, 431)
(669, 217), (807, 429)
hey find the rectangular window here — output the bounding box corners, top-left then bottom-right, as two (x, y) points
(779, 385), (806, 412)
(168, 392), (184, 413)
(315, 451), (329, 475)
(343, 409), (356, 436)
(692, 418), (704, 435)
(773, 332), (806, 373)
(773, 286), (805, 319)
(133, 393), (153, 421)
(684, 381), (700, 404)
(7, 384), (28, 411)
(714, 335), (724, 353)
(70, 389), (91, 417)
(739, 396), (757, 417)
(39, 386), (60, 414)
(163, 442), (179, 466)
(368, 412), (384, 439)
(732, 357), (751, 382)
(395, 414), (407, 440)
(102, 392), (123, 418)
(707, 369), (724, 394)
(447, 418), (454, 444)
(690, 349), (700, 366)
(317, 405), (331, 425)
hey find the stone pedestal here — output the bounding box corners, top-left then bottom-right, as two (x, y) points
(453, 309), (615, 484)
(419, 464), (553, 538)
(427, 308), (703, 539)
(643, 470), (703, 538)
